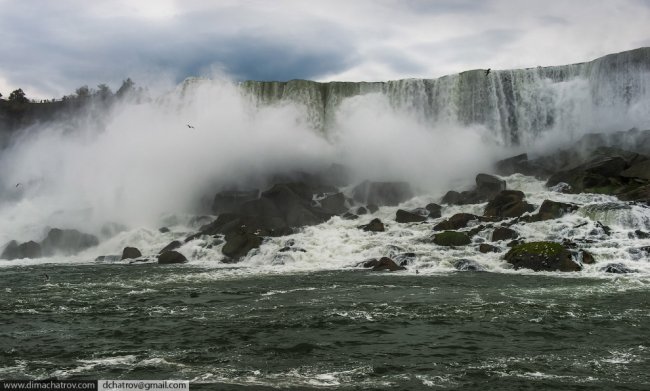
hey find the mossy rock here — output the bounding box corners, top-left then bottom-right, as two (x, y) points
(433, 231), (471, 246)
(505, 241), (581, 272)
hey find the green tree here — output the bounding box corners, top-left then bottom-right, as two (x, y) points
(8, 88), (28, 104)
(116, 78), (135, 97)
(95, 83), (112, 101)
(75, 85), (91, 100)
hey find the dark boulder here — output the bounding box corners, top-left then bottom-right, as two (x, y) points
(534, 200), (578, 221)
(505, 242), (581, 272)
(356, 206), (368, 215)
(453, 259), (485, 271)
(222, 229), (263, 261)
(476, 173), (506, 198)
(359, 218), (385, 232)
(491, 227), (518, 241)
(212, 189), (259, 214)
(121, 247), (142, 260)
(40, 228), (99, 256)
(635, 230), (650, 239)
(600, 263), (637, 274)
(425, 203), (442, 218)
(158, 250), (188, 264)
(441, 190), (463, 205)
(546, 147), (648, 195)
(158, 227), (170, 233)
(434, 213), (480, 231)
(441, 174), (507, 205)
(367, 204), (379, 213)
(395, 209), (427, 223)
(363, 257), (406, 271)
(352, 181), (413, 206)
(433, 231), (471, 246)
(484, 190), (535, 218)
(1, 240), (42, 260)
(342, 212), (359, 220)
(159, 240), (182, 254)
(478, 243), (500, 253)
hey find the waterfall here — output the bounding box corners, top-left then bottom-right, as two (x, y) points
(238, 47), (650, 145)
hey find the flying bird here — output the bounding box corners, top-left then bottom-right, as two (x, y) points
(186, 124), (195, 129)
(15, 183), (21, 188)
(485, 68), (491, 76)
(42, 273), (50, 282)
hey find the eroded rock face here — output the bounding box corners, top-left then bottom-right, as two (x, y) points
(505, 242), (581, 272)
(212, 189), (259, 215)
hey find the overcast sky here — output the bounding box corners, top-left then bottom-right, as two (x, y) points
(1, 0), (649, 98)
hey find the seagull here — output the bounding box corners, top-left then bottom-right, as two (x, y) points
(186, 124), (195, 129)
(485, 68), (491, 76)
(15, 183), (21, 188)
(416, 269), (419, 275)
(42, 273), (50, 282)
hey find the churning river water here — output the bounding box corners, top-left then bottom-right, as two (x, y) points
(1, 265), (649, 390)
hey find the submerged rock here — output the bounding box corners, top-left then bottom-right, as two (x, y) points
(433, 231), (471, 246)
(394, 252), (416, 266)
(505, 242), (581, 272)
(157, 250), (188, 264)
(121, 247), (142, 260)
(600, 263), (637, 274)
(362, 257), (406, 271)
(453, 259), (485, 271)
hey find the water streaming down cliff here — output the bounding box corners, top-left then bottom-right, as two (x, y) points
(240, 47), (650, 145)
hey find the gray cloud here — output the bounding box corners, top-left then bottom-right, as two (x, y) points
(0, 0), (649, 98)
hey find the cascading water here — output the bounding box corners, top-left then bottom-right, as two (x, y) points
(240, 47), (650, 145)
